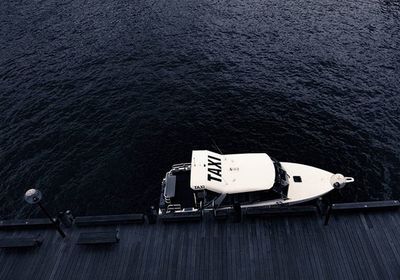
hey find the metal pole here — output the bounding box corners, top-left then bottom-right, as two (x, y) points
(38, 202), (66, 238)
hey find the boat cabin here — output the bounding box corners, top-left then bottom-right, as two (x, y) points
(159, 150), (290, 213)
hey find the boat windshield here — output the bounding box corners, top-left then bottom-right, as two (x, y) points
(272, 159), (289, 198)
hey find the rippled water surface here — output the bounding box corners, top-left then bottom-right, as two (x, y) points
(0, 0), (399, 218)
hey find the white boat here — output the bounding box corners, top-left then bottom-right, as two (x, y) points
(159, 150), (354, 214)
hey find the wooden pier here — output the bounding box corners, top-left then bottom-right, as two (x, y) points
(0, 201), (399, 280)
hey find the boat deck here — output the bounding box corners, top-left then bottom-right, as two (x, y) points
(170, 171), (195, 208)
(0, 201), (399, 280)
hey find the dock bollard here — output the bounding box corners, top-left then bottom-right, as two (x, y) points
(324, 205), (333, 226)
(147, 206), (157, 224)
(58, 210), (74, 228)
(233, 203), (242, 223)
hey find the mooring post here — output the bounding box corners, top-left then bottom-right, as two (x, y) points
(58, 210), (74, 228)
(316, 197), (324, 216)
(324, 204), (332, 226)
(233, 202), (242, 223)
(147, 205), (157, 224)
(24, 189), (66, 238)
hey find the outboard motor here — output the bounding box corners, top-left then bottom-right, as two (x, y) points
(330, 174), (354, 189)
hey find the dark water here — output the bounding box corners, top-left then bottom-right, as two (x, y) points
(1, 0), (399, 219)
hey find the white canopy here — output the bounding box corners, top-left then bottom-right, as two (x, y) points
(190, 150), (276, 194)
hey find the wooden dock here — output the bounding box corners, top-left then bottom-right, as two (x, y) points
(0, 201), (399, 280)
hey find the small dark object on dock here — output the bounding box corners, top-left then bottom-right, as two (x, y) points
(58, 210), (74, 228)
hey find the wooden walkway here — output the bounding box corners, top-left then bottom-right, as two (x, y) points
(0, 205), (399, 279)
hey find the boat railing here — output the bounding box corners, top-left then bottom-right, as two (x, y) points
(171, 163), (191, 172)
(167, 204), (182, 212)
